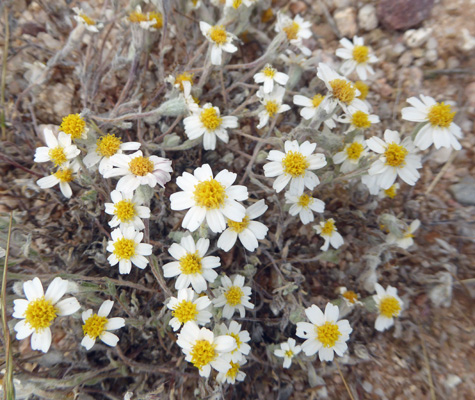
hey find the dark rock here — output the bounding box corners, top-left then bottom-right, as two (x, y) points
(377, 0), (435, 31)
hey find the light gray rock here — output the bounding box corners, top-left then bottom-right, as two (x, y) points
(334, 7), (358, 37)
(404, 28), (432, 48)
(450, 176), (475, 206)
(358, 4), (378, 31)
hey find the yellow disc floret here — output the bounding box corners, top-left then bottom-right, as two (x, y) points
(209, 25), (228, 45)
(82, 314), (108, 339)
(175, 72), (194, 91)
(351, 111), (371, 129)
(48, 146), (67, 166)
(297, 194), (312, 208)
(232, 0), (242, 9)
(97, 134), (122, 158)
(179, 251), (202, 275)
(173, 300), (198, 324)
(427, 102), (455, 128)
(379, 296), (401, 318)
(113, 238), (136, 260)
(129, 156), (154, 176)
(229, 332), (242, 351)
(265, 100), (279, 117)
(384, 184), (398, 199)
(352, 45), (369, 63)
(226, 361), (240, 378)
(330, 79), (356, 104)
(282, 151), (309, 177)
(321, 219), (335, 236)
(54, 167), (74, 182)
(262, 65), (276, 78)
(24, 297), (57, 331)
(283, 22), (300, 41)
(227, 216), (250, 233)
(129, 10), (148, 23)
(149, 11), (163, 29)
(312, 94), (324, 108)
(114, 200), (136, 222)
(384, 143), (408, 167)
(225, 286), (243, 306)
(80, 14), (95, 26)
(343, 290), (358, 304)
(200, 107), (222, 131)
(193, 179), (226, 209)
(316, 321), (341, 348)
(285, 349), (294, 358)
(345, 142), (364, 161)
(354, 81), (369, 100)
(60, 114), (86, 140)
(190, 340), (217, 370)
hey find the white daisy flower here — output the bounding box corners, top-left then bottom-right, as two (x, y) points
(256, 85), (291, 129)
(217, 320), (251, 363)
(213, 275), (254, 319)
(106, 226), (153, 274)
(274, 338), (301, 369)
(162, 235), (220, 293)
(386, 219), (420, 249)
(314, 218), (344, 251)
(104, 150), (173, 192)
(285, 192), (325, 225)
(378, 183), (400, 199)
(373, 283), (403, 332)
(366, 129), (422, 190)
(296, 303), (352, 362)
(176, 321), (236, 378)
(104, 190), (151, 231)
(338, 287), (362, 308)
(170, 164), (248, 233)
(166, 71), (194, 92)
(200, 21), (238, 65)
(216, 357), (247, 384)
(217, 199), (268, 252)
(167, 288), (212, 331)
(333, 135), (369, 173)
(81, 300), (125, 350)
(13, 277), (81, 353)
(263, 140), (327, 195)
(293, 93), (337, 128)
(317, 63), (368, 113)
(34, 128), (80, 167)
(37, 160), (80, 199)
(128, 6), (163, 32)
(336, 36), (378, 81)
(253, 64), (289, 94)
(337, 106), (380, 133)
(83, 134), (141, 176)
(183, 103), (238, 150)
(401, 94), (463, 151)
(73, 7), (104, 32)
(275, 12), (312, 55)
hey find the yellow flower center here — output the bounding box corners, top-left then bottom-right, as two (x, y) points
(384, 184), (397, 199)
(179, 252), (202, 275)
(384, 143), (408, 167)
(283, 21), (300, 41)
(316, 321), (341, 348)
(297, 194), (312, 208)
(284, 349), (294, 358)
(321, 219), (335, 236)
(190, 340), (217, 370)
(114, 199), (136, 222)
(352, 45), (369, 63)
(232, 0), (242, 9)
(379, 296), (401, 318)
(129, 10), (148, 23)
(175, 72), (194, 91)
(129, 156), (154, 176)
(225, 286), (243, 306)
(97, 134), (122, 158)
(427, 102), (455, 128)
(24, 297), (57, 331)
(262, 65), (276, 78)
(261, 8), (273, 23)
(80, 14), (95, 26)
(312, 94), (324, 108)
(226, 361), (240, 378)
(113, 238), (136, 260)
(229, 332), (242, 353)
(265, 100), (279, 117)
(209, 25), (228, 45)
(172, 300), (198, 324)
(342, 290), (358, 304)
(193, 179), (226, 209)
(149, 11), (163, 29)
(48, 146), (67, 166)
(354, 81), (369, 100)
(200, 107), (222, 131)
(351, 111), (371, 129)
(227, 216), (250, 233)
(60, 114), (86, 140)
(329, 79), (356, 104)
(282, 151), (309, 178)
(54, 167), (74, 182)
(345, 142), (364, 160)
(82, 314), (108, 339)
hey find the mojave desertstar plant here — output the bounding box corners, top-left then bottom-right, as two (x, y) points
(336, 36), (378, 81)
(13, 277), (80, 353)
(285, 192), (325, 225)
(314, 218), (344, 251)
(166, 288), (212, 332)
(37, 160), (80, 199)
(274, 338), (302, 369)
(34, 128), (80, 167)
(213, 274), (254, 319)
(104, 190), (151, 231)
(253, 64), (289, 94)
(256, 85), (291, 129)
(373, 283), (404, 332)
(200, 21), (238, 65)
